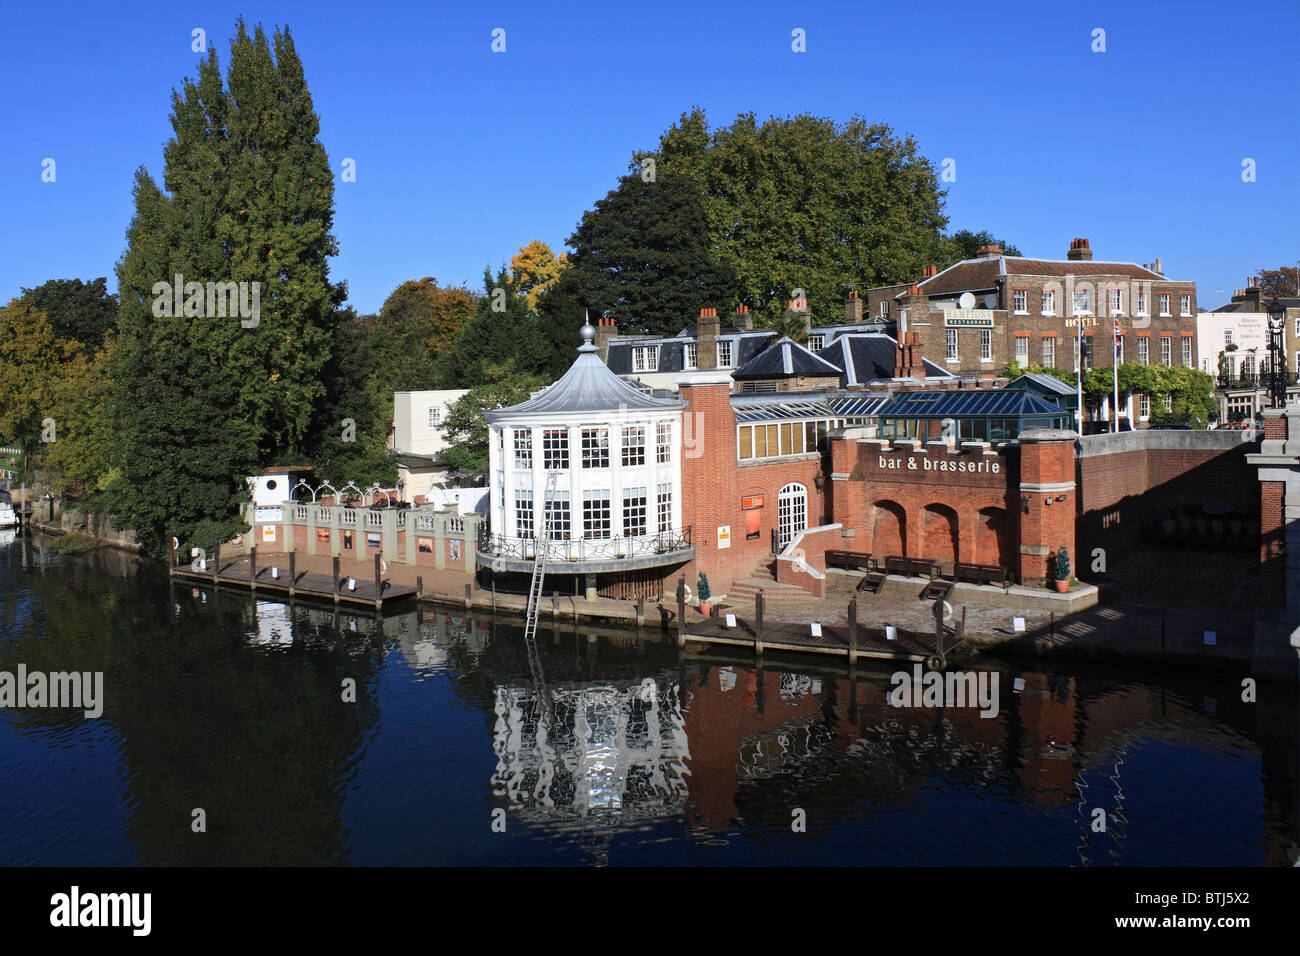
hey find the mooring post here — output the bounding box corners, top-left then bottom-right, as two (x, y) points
(333, 556), (341, 605)
(847, 595), (858, 662)
(288, 551), (296, 597)
(213, 542), (221, 586)
(636, 596), (645, 628)
(249, 546), (257, 591)
(553, 591), (559, 622)
(755, 591), (765, 656)
(464, 582), (472, 609)
(374, 553), (383, 610)
(416, 575), (423, 600)
(675, 575), (686, 648)
(960, 605), (967, 641)
(168, 531), (175, 575)
(491, 575), (496, 613)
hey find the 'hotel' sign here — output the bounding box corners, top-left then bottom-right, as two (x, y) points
(944, 310), (994, 328)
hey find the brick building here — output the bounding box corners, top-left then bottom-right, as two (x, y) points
(864, 239), (1199, 426)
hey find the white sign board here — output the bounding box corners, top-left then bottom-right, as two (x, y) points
(255, 507), (283, 523)
(885, 625), (898, 641)
(717, 525), (731, 549)
(1013, 617), (1026, 632)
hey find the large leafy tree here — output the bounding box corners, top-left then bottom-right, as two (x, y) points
(0, 300), (79, 454)
(1257, 265), (1299, 298)
(440, 267), (556, 387)
(557, 171), (739, 337)
(17, 278), (118, 352)
(110, 20), (343, 555)
(509, 241), (568, 315)
(641, 108), (947, 327)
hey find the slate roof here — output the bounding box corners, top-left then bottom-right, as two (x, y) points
(485, 329), (682, 421)
(902, 256), (1168, 299)
(828, 333), (952, 386)
(604, 330), (774, 375)
(732, 337), (843, 380)
(877, 390), (1070, 419)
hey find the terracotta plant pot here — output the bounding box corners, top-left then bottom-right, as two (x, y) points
(1053, 580), (1069, 593)
(699, 601), (712, 616)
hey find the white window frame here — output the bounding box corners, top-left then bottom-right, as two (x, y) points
(632, 345), (659, 373)
(1013, 289), (1028, 314)
(684, 342), (698, 370)
(716, 339), (733, 368)
(980, 329), (992, 361)
(1181, 337), (1192, 368)
(427, 406), (442, 429)
(806, 333), (825, 353)
(655, 422), (671, 463)
(1225, 328), (1234, 346)
(515, 490), (534, 539)
(1160, 336), (1172, 366)
(542, 429), (569, 469)
(1180, 294), (1191, 317)
(1138, 338), (1149, 366)
(1159, 293), (1171, 317)
(622, 487), (647, 538)
(1041, 290), (1055, 316)
(1136, 290), (1148, 316)
(1042, 337), (1055, 368)
(1140, 393), (1150, 418)
(1073, 288), (1092, 315)
(1014, 335), (1029, 365)
(946, 329), (959, 361)
(581, 427), (609, 469)
(582, 490), (611, 540)
(1110, 288), (1124, 314)
(513, 429), (532, 468)
(621, 425), (645, 467)
(656, 484), (672, 534)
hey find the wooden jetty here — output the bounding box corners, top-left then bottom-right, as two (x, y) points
(674, 578), (961, 669)
(169, 543), (415, 610)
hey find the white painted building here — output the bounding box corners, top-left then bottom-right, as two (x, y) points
(390, 388), (470, 497)
(1196, 311), (1270, 379)
(480, 323), (694, 591)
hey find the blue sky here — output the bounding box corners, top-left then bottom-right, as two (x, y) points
(2, 0), (1297, 315)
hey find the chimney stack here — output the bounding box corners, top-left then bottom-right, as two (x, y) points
(845, 290), (863, 324)
(893, 331), (927, 380)
(1154, 256), (1163, 275)
(977, 244), (1002, 259)
(732, 303), (753, 331)
(594, 315), (616, 361)
(1244, 276), (1262, 309)
(785, 296), (811, 339)
(922, 264), (939, 278)
(697, 307), (719, 370)
(1067, 238), (1093, 261)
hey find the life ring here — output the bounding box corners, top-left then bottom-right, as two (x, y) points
(925, 654), (946, 671)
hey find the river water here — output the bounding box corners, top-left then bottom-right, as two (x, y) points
(1, 533), (1296, 866)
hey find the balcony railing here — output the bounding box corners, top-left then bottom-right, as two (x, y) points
(480, 527), (692, 563)
(1218, 370), (1299, 390)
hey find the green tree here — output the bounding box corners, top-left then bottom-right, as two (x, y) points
(559, 170), (739, 337)
(441, 267), (554, 387)
(109, 20), (342, 555)
(41, 339), (119, 499)
(0, 300), (79, 454)
(934, 230), (1022, 269)
(643, 108), (947, 327)
(17, 278), (118, 351)
(1257, 265), (1299, 298)
(438, 366), (545, 480)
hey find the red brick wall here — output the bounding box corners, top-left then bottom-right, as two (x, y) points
(679, 381), (827, 594)
(1018, 439), (1077, 583)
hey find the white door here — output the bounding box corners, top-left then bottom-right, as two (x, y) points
(777, 483), (807, 550)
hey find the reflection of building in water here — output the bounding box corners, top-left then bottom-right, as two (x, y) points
(491, 678), (690, 822)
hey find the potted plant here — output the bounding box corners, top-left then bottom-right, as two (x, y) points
(1050, 546), (1070, 593)
(697, 572), (712, 616)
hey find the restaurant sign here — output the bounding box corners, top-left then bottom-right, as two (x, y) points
(944, 310), (995, 328)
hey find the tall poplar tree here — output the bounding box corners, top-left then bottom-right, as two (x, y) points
(111, 21), (343, 555)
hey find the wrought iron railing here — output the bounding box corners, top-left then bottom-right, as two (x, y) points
(480, 527), (692, 563)
(1218, 371), (1299, 390)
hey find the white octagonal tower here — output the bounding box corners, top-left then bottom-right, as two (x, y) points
(480, 322), (693, 594)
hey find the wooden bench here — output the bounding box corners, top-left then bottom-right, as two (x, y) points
(883, 555), (937, 579)
(953, 562), (1013, 589)
(826, 550), (874, 572)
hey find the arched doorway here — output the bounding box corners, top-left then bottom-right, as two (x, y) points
(870, 500), (907, 557)
(777, 483), (807, 550)
(922, 503), (959, 570)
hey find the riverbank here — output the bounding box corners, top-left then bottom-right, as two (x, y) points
(190, 545), (1297, 678)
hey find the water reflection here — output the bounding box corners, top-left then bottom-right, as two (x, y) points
(1, 534), (1297, 866)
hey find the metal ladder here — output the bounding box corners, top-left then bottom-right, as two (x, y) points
(522, 471), (558, 643)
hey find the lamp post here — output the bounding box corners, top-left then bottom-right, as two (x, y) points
(1112, 314), (1122, 433)
(1268, 301), (1287, 410)
(397, 478), (405, 505)
(1073, 300), (1085, 434)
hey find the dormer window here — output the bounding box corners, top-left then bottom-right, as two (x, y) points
(716, 340), (733, 367)
(632, 346), (658, 372)
(807, 334), (825, 353)
(683, 342), (697, 369)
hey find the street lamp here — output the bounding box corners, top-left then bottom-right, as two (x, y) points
(1268, 300), (1287, 410)
(396, 478), (405, 505)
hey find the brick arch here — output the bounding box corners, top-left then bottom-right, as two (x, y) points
(870, 499), (907, 557)
(976, 505), (1016, 569)
(921, 502), (960, 571)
